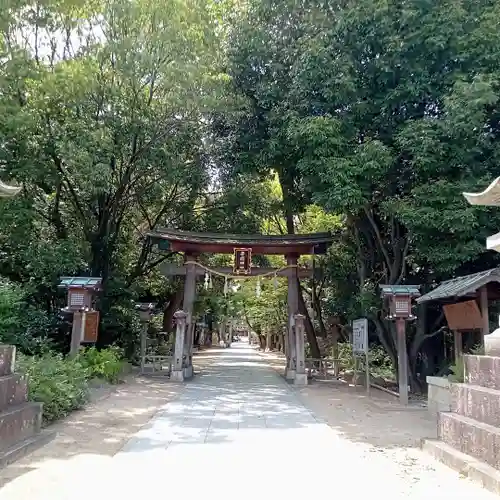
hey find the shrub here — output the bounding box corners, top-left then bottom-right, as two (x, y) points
(331, 342), (395, 379)
(448, 356), (465, 383)
(78, 346), (125, 383)
(17, 352), (89, 424)
(0, 281), (53, 354)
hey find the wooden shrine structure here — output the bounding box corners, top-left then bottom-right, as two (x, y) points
(417, 268), (500, 362)
(147, 228), (333, 383)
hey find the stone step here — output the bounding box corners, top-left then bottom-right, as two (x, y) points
(464, 355), (500, 390)
(0, 402), (42, 452)
(439, 412), (500, 470)
(451, 383), (500, 427)
(422, 439), (500, 496)
(0, 374), (27, 412)
(0, 346), (15, 377)
(0, 430), (53, 469)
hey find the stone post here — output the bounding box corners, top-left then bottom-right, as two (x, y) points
(199, 326), (205, 348)
(182, 255), (197, 379)
(294, 313), (307, 385)
(140, 322), (147, 374)
(286, 254), (298, 380)
(227, 320), (233, 348)
(283, 325), (288, 356)
(171, 310), (187, 382)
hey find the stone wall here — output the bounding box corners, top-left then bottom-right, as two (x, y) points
(423, 355), (500, 495)
(426, 376), (451, 416)
(0, 345), (48, 467)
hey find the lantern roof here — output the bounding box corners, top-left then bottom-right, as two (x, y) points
(58, 277), (102, 290)
(463, 177), (500, 206)
(379, 285), (420, 297)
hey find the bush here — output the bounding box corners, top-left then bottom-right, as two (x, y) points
(78, 346), (125, 383)
(448, 356), (465, 383)
(331, 342), (395, 380)
(16, 352), (90, 424)
(0, 280), (54, 355)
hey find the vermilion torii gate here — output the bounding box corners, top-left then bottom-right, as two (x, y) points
(147, 228), (333, 384)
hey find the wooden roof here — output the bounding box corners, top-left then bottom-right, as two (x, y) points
(417, 268), (500, 304)
(147, 228), (333, 255)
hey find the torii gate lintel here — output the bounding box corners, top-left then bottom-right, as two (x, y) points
(147, 228), (333, 385)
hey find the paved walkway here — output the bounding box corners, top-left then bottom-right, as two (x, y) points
(0, 341), (498, 499)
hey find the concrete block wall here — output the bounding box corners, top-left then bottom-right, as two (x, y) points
(423, 355), (500, 494)
(0, 345), (46, 467)
(427, 376), (451, 416)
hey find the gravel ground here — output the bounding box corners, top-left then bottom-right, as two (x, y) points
(0, 375), (183, 495)
(0, 348), (497, 499)
(260, 349), (498, 499)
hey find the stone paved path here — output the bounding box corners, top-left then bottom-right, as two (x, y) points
(0, 341), (498, 499)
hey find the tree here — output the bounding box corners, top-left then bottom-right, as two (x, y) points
(0, 0), (223, 346)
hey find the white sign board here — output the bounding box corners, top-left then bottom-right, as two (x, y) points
(352, 318), (368, 354)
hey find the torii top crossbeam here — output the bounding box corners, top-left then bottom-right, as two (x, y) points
(147, 228), (333, 255)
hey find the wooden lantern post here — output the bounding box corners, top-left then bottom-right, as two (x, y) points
(58, 277), (102, 357)
(379, 285), (420, 405)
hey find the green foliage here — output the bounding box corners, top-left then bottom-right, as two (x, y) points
(0, 280), (53, 354)
(333, 342), (395, 380)
(448, 357), (465, 383)
(0, 0), (225, 351)
(78, 346), (125, 384)
(17, 353), (90, 424)
(471, 343), (485, 356)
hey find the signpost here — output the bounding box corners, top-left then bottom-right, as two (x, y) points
(352, 318), (369, 394)
(233, 248), (252, 275)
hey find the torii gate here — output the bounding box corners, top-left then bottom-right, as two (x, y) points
(147, 228), (333, 384)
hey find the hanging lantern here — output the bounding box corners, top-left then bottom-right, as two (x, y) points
(256, 277), (261, 298)
(224, 276), (228, 296)
(204, 272), (209, 290)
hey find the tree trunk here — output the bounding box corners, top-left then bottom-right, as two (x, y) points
(298, 288), (321, 358)
(162, 286), (183, 334)
(258, 335), (266, 350)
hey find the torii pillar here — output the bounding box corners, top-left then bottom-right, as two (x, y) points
(286, 254), (299, 380)
(182, 253), (198, 379)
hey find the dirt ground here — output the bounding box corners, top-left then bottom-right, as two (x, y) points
(0, 347), (493, 499)
(260, 350), (437, 448)
(0, 375), (183, 491)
